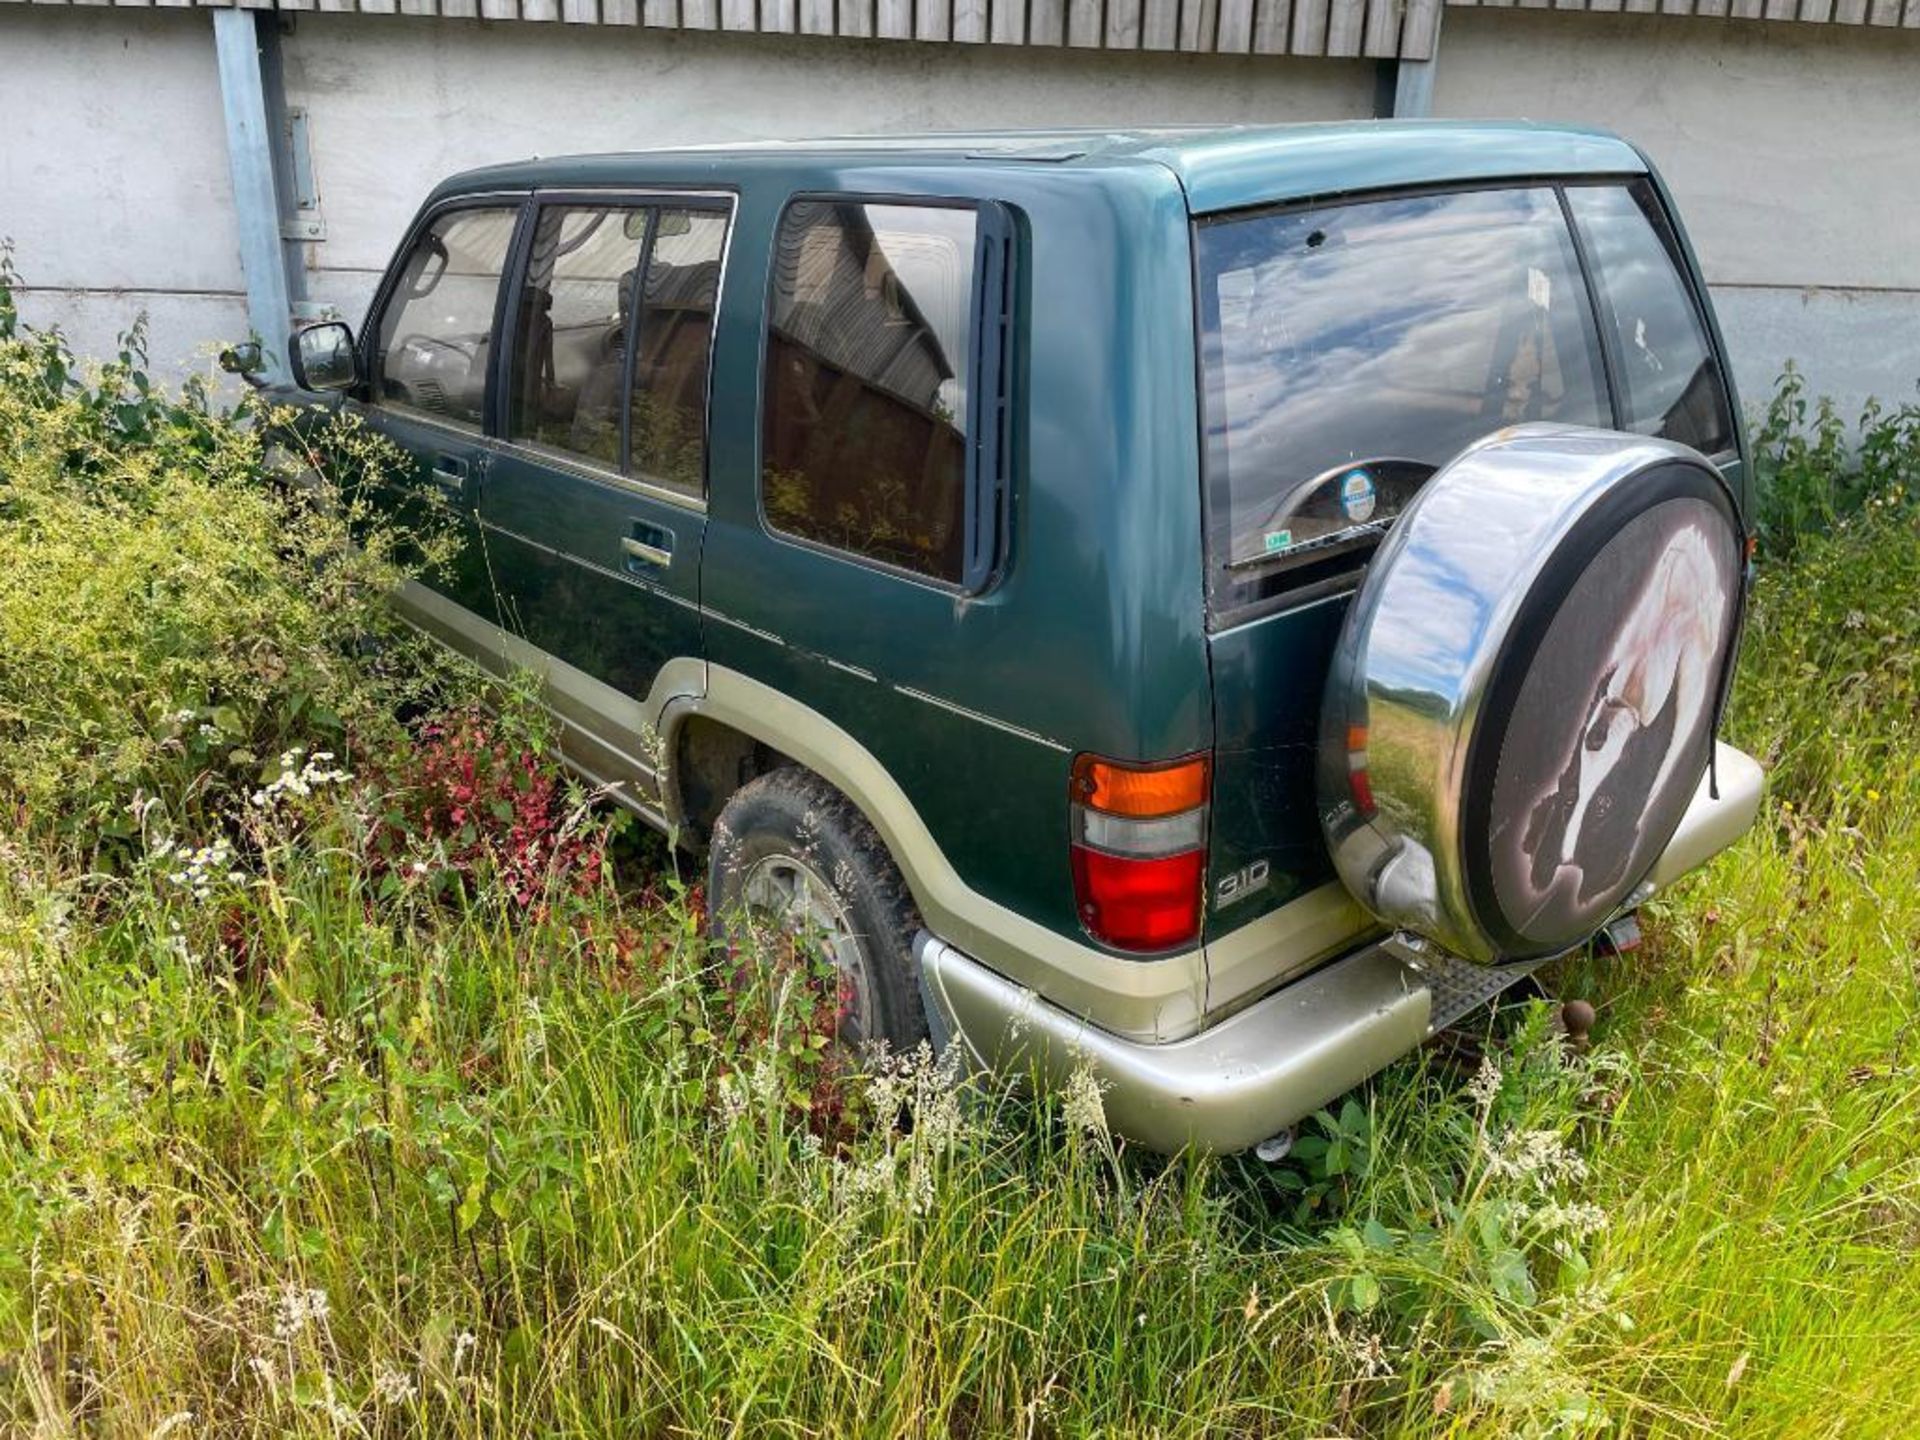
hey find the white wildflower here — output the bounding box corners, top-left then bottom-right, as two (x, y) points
(373, 1366), (417, 1405)
(833, 1043), (968, 1217)
(452, 1331), (478, 1371)
(272, 1285), (331, 1340)
(1483, 1128), (1588, 1193)
(251, 748), (352, 809)
(159, 835), (238, 901)
(1526, 1200), (1609, 1241)
(1466, 1055), (1504, 1111)
(714, 1071), (751, 1129)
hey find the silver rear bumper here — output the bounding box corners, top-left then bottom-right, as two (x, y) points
(1641, 741), (1764, 891)
(918, 929), (1434, 1154)
(916, 741), (1764, 1156)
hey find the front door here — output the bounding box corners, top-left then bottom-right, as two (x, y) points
(356, 199), (525, 650)
(478, 196), (732, 813)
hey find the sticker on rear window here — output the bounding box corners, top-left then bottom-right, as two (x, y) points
(1341, 469), (1377, 523)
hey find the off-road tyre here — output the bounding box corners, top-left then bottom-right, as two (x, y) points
(707, 766), (929, 1053)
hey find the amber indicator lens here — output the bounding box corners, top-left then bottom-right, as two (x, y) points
(1071, 754), (1211, 818)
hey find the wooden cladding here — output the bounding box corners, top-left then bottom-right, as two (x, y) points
(1451, 0), (1920, 26)
(13, 0), (1917, 58)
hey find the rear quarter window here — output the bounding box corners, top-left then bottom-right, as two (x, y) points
(761, 199), (978, 584)
(1565, 180), (1734, 457)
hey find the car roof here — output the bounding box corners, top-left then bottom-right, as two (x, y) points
(435, 120), (1649, 217)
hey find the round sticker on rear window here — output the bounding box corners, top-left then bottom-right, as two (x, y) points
(1341, 469), (1377, 523)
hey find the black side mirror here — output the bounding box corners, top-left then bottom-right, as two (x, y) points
(290, 321), (361, 393)
(218, 340), (267, 387)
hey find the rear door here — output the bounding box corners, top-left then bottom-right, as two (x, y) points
(477, 195), (732, 811)
(1197, 183), (1680, 998)
(1195, 177), (1741, 1003)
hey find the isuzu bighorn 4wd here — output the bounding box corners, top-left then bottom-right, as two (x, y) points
(263, 122), (1765, 1154)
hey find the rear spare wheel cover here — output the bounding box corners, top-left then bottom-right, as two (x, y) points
(1319, 424), (1743, 963)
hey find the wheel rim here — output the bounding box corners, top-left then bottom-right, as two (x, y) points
(737, 852), (874, 1049)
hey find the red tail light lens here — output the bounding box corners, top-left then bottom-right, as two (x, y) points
(1345, 723), (1376, 817)
(1070, 846), (1207, 953)
(1069, 752), (1209, 953)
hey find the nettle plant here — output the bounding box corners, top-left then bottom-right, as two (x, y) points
(1752, 360), (1920, 559)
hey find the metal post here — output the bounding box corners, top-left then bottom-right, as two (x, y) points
(213, 10), (297, 382)
(1392, 57), (1437, 119)
(1390, 3), (1441, 118)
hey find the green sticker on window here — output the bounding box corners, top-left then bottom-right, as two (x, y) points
(1264, 529), (1294, 554)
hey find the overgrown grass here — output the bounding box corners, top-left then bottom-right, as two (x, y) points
(2, 282), (1918, 1437)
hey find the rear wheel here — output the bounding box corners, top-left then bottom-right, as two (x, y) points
(707, 767), (928, 1053)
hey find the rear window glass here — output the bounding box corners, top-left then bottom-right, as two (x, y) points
(1566, 181), (1734, 457)
(762, 200), (977, 583)
(1197, 187), (1609, 608)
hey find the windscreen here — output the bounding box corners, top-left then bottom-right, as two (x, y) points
(1196, 186), (1611, 612)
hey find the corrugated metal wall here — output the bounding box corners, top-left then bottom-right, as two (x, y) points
(1452, 0), (1920, 28)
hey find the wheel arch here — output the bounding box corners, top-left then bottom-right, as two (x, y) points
(641, 660), (1214, 1042)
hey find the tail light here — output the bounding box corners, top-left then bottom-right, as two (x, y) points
(1069, 752), (1210, 953)
(1345, 723), (1375, 817)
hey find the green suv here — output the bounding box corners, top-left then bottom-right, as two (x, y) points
(268, 123), (1764, 1154)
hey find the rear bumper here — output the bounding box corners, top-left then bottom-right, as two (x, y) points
(1640, 741), (1765, 893)
(918, 931), (1434, 1154)
(916, 741), (1764, 1156)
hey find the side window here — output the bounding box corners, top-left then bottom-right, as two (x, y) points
(508, 206), (649, 468)
(762, 199), (978, 583)
(507, 203), (727, 495)
(629, 209), (728, 494)
(375, 206), (519, 430)
(1567, 181), (1735, 456)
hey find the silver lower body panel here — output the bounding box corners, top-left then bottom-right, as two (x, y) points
(916, 930), (1433, 1155)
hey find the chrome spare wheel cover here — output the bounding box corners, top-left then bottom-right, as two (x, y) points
(739, 852), (873, 1047)
(1319, 424), (1744, 964)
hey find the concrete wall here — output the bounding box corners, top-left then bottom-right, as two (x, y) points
(0, 6), (1372, 375)
(1434, 9), (1920, 421)
(0, 9), (249, 382)
(2, 3), (1917, 420)
(288, 14), (1373, 328)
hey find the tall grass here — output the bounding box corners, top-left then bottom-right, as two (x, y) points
(2, 284), (1918, 1437)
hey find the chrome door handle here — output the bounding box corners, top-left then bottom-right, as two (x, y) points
(620, 534), (672, 569)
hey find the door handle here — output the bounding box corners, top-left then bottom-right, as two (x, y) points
(430, 455), (469, 501)
(620, 533), (673, 570)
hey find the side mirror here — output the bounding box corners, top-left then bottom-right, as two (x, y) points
(218, 340), (267, 386)
(290, 321), (361, 393)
